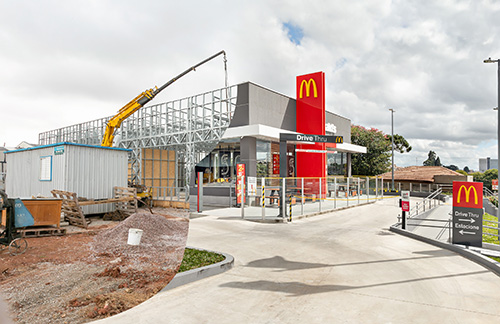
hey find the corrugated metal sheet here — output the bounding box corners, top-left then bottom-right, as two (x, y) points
(5, 143), (129, 214)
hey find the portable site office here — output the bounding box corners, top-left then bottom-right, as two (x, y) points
(5, 142), (130, 214)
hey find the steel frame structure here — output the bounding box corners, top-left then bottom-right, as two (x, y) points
(39, 85), (238, 196)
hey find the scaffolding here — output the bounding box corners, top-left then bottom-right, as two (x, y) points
(38, 85), (238, 198)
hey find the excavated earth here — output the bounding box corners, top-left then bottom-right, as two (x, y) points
(0, 207), (189, 324)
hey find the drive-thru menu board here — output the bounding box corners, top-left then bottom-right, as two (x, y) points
(452, 181), (483, 247)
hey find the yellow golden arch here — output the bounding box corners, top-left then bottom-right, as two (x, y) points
(299, 78), (318, 99)
(456, 185), (478, 205)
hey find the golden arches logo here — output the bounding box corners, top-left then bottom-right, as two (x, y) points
(299, 79), (318, 98)
(335, 136), (343, 143)
(457, 185), (478, 205)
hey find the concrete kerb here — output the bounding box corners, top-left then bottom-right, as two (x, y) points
(389, 224), (500, 278)
(160, 247), (234, 292)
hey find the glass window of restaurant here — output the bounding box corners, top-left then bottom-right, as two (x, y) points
(256, 139), (295, 178)
(195, 142), (240, 184)
(327, 152), (346, 176)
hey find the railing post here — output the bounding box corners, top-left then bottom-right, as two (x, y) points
(240, 176), (245, 219)
(301, 178), (304, 216)
(319, 177), (322, 212)
(358, 177), (360, 205)
(367, 176), (370, 202)
(334, 177), (337, 209)
(347, 177), (350, 207)
(282, 177), (286, 221)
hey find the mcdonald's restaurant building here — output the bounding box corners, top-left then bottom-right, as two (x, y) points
(192, 71), (366, 204)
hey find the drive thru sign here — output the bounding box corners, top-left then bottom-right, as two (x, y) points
(452, 181), (483, 247)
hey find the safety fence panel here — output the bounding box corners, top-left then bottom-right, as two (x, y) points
(237, 176), (385, 222)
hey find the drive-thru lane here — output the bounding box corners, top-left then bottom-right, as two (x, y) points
(94, 198), (500, 323)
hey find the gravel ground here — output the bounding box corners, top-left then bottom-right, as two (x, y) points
(0, 207), (189, 324)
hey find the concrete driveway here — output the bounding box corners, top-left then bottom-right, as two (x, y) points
(95, 198), (500, 323)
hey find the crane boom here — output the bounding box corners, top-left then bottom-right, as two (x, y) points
(101, 50), (227, 147)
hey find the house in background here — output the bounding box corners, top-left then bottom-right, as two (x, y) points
(16, 141), (37, 150)
(379, 166), (471, 192)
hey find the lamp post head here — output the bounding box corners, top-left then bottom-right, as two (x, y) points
(484, 57), (499, 63)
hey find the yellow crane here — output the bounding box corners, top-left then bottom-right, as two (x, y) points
(101, 50), (227, 147)
(101, 51), (227, 206)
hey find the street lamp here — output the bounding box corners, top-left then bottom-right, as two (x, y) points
(483, 57), (500, 221)
(389, 108), (395, 191)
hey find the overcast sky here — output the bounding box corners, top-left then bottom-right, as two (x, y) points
(1, 0), (499, 170)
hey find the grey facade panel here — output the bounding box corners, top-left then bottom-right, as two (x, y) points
(228, 82), (296, 132)
(229, 83), (250, 127)
(5, 143), (128, 214)
(326, 111), (351, 144)
(248, 83), (296, 131)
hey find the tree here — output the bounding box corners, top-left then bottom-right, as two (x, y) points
(464, 166), (470, 173)
(350, 125), (411, 176)
(385, 134), (412, 153)
(444, 165), (458, 171)
(423, 151), (442, 166)
(473, 169), (498, 190)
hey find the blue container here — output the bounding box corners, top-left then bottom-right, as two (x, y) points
(13, 199), (35, 228)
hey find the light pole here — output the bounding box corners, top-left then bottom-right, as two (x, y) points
(484, 57), (500, 220)
(389, 108), (395, 191)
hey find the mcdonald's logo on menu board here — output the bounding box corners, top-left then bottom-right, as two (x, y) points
(453, 181), (483, 209)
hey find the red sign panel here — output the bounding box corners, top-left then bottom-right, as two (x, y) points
(272, 154), (280, 175)
(453, 181), (483, 209)
(402, 201), (410, 212)
(296, 72), (326, 179)
(493, 179), (498, 191)
(236, 163), (246, 204)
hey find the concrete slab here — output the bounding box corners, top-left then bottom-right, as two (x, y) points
(93, 198), (500, 323)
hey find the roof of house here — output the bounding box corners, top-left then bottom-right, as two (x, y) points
(379, 166), (463, 183)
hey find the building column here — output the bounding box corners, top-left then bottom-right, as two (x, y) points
(346, 153), (352, 177)
(240, 137), (257, 177)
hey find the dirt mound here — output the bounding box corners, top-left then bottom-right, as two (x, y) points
(91, 211), (189, 270)
(1, 208), (190, 323)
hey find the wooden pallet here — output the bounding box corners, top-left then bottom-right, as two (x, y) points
(51, 190), (90, 229)
(20, 227), (67, 238)
(51, 188), (138, 228)
(114, 186), (137, 217)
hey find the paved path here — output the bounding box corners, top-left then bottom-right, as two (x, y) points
(95, 198), (500, 323)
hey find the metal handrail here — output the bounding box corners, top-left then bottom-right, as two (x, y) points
(484, 187), (496, 198)
(408, 188), (442, 218)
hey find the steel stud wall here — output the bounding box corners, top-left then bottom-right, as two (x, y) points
(38, 85), (238, 199)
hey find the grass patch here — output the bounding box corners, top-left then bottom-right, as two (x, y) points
(488, 256), (500, 263)
(178, 248), (225, 273)
(483, 213), (499, 245)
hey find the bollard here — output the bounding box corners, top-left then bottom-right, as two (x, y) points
(289, 195), (292, 222)
(261, 184), (265, 220)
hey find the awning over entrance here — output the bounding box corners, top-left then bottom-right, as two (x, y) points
(222, 124), (366, 154)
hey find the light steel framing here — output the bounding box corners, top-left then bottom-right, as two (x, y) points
(39, 85), (238, 195)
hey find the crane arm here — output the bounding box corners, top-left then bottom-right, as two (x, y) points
(101, 50), (226, 147)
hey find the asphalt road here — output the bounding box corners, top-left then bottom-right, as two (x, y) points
(94, 198), (500, 323)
